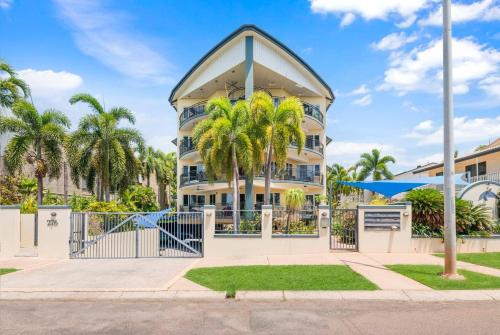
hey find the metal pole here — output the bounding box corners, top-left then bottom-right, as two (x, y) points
(442, 0), (458, 277)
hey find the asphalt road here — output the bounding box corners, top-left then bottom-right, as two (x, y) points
(1, 300), (500, 334)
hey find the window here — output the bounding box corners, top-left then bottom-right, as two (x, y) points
(183, 194), (189, 206)
(209, 194), (216, 205)
(221, 193), (233, 205)
(436, 172), (443, 176)
(465, 164), (477, 178)
(478, 161), (487, 176)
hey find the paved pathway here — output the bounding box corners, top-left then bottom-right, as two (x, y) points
(0, 258), (197, 291)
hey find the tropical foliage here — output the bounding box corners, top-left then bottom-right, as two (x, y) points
(355, 148), (395, 181)
(193, 96), (253, 228)
(0, 60), (30, 109)
(0, 100), (70, 204)
(66, 93), (144, 201)
(406, 188), (493, 236)
(120, 185), (159, 212)
(250, 92), (304, 205)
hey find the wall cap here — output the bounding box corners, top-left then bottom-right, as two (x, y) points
(358, 204), (407, 209)
(203, 205), (216, 209)
(38, 205), (71, 209)
(261, 205), (273, 210)
(318, 205), (329, 210)
(0, 205), (21, 209)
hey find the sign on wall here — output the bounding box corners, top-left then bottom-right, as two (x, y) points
(364, 211), (400, 231)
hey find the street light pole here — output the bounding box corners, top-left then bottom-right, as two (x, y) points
(442, 0), (459, 278)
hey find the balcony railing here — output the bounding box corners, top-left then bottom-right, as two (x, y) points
(465, 171), (500, 184)
(179, 104), (206, 129)
(180, 168), (323, 187)
(289, 141), (324, 156)
(179, 139), (196, 158)
(303, 102), (323, 125)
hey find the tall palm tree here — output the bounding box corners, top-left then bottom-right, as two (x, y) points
(250, 91), (304, 205)
(66, 93), (144, 201)
(0, 100), (70, 204)
(327, 163), (352, 206)
(154, 150), (176, 208)
(140, 146), (156, 187)
(193, 97), (252, 229)
(355, 149), (396, 181)
(0, 60), (30, 109)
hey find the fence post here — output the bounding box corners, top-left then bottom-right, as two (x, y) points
(135, 223), (140, 258)
(0, 205), (21, 257)
(37, 205), (71, 258)
(203, 205), (215, 258)
(318, 205), (330, 252)
(261, 205), (273, 240)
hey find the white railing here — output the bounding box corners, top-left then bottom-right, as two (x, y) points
(466, 171), (500, 184)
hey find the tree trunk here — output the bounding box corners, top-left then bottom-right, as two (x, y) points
(37, 175), (43, 205)
(245, 174), (254, 211)
(264, 144), (273, 206)
(147, 174), (150, 187)
(165, 185), (171, 208)
(232, 145), (240, 232)
(63, 162), (68, 204)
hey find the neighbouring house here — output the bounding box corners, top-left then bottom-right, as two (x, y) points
(403, 138), (500, 183)
(169, 24), (334, 211)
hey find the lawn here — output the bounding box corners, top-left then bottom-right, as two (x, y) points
(387, 264), (500, 290)
(185, 265), (378, 293)
(434, 252), (500, 270)
(0, 268), (17, 276)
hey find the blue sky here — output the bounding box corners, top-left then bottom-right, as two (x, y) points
(1, 0), (499, 173)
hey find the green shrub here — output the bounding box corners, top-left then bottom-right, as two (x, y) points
(120, 185), (159, 212)
(20, 195), (37, 214)
(69, 194), (96, 212)
(406, 188), (492, 236)
(85, 200), (129, 213)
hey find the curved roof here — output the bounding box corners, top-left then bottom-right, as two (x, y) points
(169, 24), (334, 107)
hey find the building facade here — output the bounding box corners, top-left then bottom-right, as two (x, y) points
(169, 25), (334, 211)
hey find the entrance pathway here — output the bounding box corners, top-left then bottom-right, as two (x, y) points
(0, 258), (197, 292)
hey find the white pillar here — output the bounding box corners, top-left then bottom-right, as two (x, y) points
(0, 205), (21, 257)
(261, 205), (273, 241)
(37, 205), (71, 258)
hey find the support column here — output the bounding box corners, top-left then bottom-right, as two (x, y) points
(244, 35), (255, 211)
(203, 205), (216, 257)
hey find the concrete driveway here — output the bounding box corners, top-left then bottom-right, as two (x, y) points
(0, 258), (198, 291)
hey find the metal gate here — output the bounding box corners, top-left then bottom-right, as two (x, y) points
(70, 211), (203, 258)
(330, 209), (358, 250)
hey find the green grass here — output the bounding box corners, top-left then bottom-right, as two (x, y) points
(0, 268), (17, 276)
(387, 264), (500, 290)
(434, 252), (500, 270)
(185, 265), (378, 294)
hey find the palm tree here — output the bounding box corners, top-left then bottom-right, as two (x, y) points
(0, 60), (30, 109)
(0, 100), (70, 204)
(249, 91), (304, 205)
(355, 148), (396, 181)
(327, 163), (352, 206)
(154, 150), (176, 208)
(66, 93), (144, 201)
(140, 146), (156, 187)
(193, 97), (252, 230)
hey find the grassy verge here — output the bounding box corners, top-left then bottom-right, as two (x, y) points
(185, 265), (378, 294)
(0, 268), (17, 276)
(434, 252), (500, 270)
(387, 264), (500, 290)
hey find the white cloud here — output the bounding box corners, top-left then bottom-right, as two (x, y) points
(340, 13), (356, 27)
(0, 0), (12, 9)
(405, 116), (500, 145)
(54, 0), (173, 84)
(352, 94), (372, 106)
(326, 140), (404, 167)
(17, 69), (83, 99)
(349, 84), (370, 95)
(309, 0), (431, 26)
(479, 76), (500, 98)
(396, 15), (418, 28)
(419, 0), (500, 26)
(416, 153), (443, 166)
(379, 37), (500, 96)
(371, 32), (418, 51)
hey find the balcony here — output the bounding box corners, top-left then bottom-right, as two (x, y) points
(303, 102), (323, 125)
(179, 138), (196, 158)
(465, 171), (500, 184)
(179, 104), (206, 129)
(180, 167), (323, 188)
(289, 140), (324, 157)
